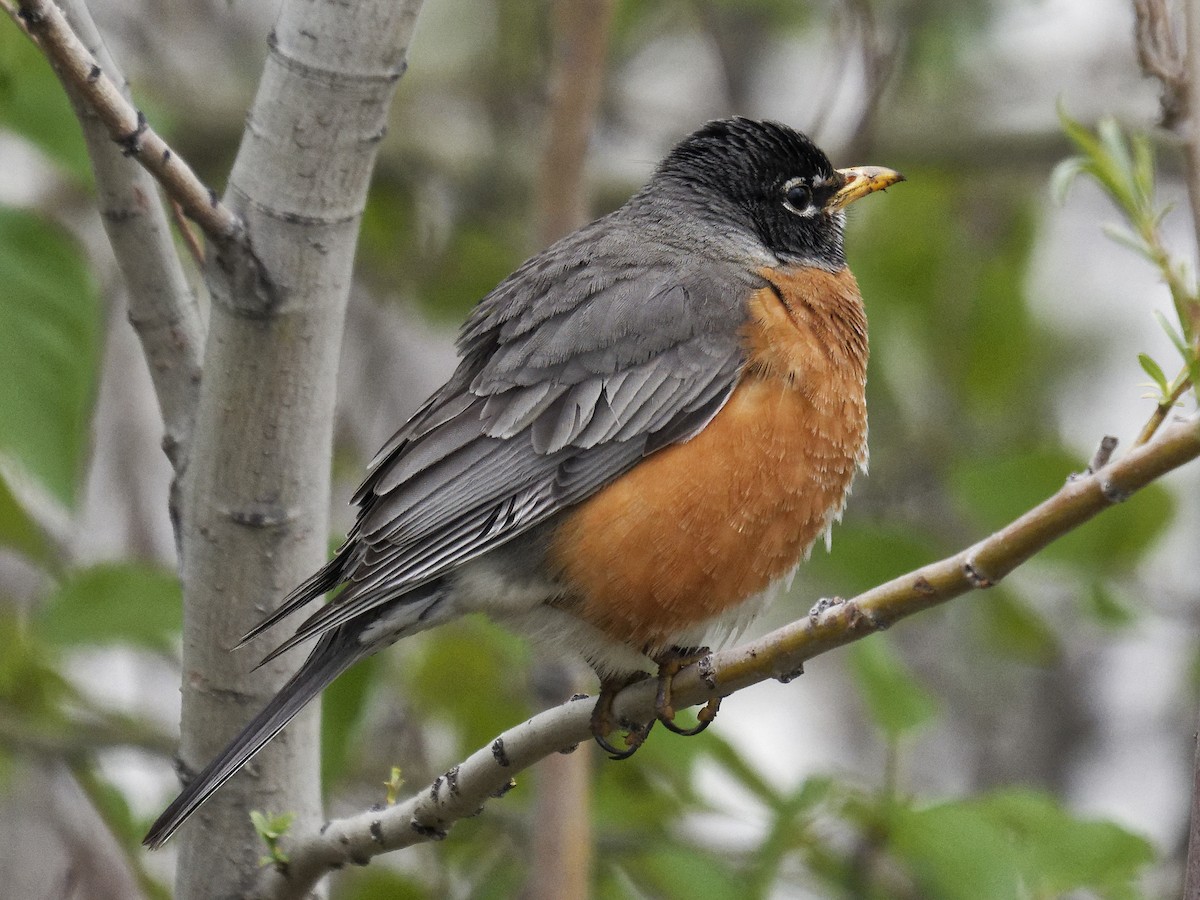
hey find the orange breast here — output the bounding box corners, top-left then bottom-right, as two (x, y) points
(549, 266), (869, 652)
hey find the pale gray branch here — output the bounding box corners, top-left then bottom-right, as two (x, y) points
(54, 0), (203, 512)
(16, 0), (243, 245)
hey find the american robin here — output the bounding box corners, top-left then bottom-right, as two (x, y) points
(144, 117), (901, 848)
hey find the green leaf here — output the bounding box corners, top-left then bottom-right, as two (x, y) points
(0, 206), (101, 508)
(623, 845), (745, 900)
(403, 618), (531, 753)
(0, 611), (75, 715)
(1058, 104), (1103, 160)
(1057, 110), (1156, 224)
(1098, 119), (1136, 201)
(320, 652), (378, 788)
(888, 789), (1154, 900)
(977, 591), (1060, 664)
(1131, 131), (1157, 205)
(0, 27), (90, 180)
(1101, 222), (1152, 260)
(36, 563), (182, 653)
(699, 728), (784, 809)
(1138, 352), (1169, 394)
(251, 809), (294, 867)
(0, 471), (53, 565)
(1082, 582), (1137, 628)
(983, 789), (1155, 896)
(889, 797), (1024, 900)
(847, 635), (938, 739)
(1155, 308), (1190, 358)
(250, 809), (294, 841)
(1048, 157), (1085, 205)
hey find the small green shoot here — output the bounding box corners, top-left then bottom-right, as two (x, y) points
(384, 766), (404, 806)
(1054, 107), (1200, 431)
(250, 810), (294, 869)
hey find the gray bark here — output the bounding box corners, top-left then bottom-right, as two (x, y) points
(175, 2), (423, 897)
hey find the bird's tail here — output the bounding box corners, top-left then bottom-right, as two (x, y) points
(142, 626), (366, 849)
(145, 577), (455, 849)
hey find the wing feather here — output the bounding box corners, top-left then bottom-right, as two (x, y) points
(252, 217), (761, 654)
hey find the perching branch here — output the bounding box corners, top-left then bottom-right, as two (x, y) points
(253, 416), (1200, 900)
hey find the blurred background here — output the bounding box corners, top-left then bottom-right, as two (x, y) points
(1, 0), (1198, 897)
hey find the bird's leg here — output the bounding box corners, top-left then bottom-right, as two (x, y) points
(653, 646), (720, 737)
(590, 672), (655, 760)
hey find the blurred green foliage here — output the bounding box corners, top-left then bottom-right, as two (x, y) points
(0, 207), (100, 510)
(0, 24), (90, 181)
(0, 2), (1192, 899)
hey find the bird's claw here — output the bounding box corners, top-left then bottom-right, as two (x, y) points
(592, 719), (655, 760)
(589, 648), (721, 757)
(654, 646), (721, 736)
(590, 672), (654, 760)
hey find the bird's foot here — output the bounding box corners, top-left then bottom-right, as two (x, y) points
(590, 672), (654, 760)
(653, 646), (720, 737)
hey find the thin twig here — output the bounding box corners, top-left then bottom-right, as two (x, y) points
(171, 199), (205, 270)
(526, 3), (617, 897)
(1135, 365), (1193, 446)
(254, 416), (1200, 900)
(0, 0), (31, 37)
(1088, 434), (1119, 471)
(15, 0), (241, 246)
(1174, 0), (1200, 892)
(0, 709), (178, 759)
(1133, 0), (1187, 127)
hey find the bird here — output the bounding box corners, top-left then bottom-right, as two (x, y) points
(143, 117), (902, 849)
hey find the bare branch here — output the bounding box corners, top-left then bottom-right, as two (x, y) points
(14, 0), (242, 246)
(526, 3), (617, 896)
(535, 0), (616, 245)
(51, 0), (204, 513)
(256, 416), (1200, 899)
(170, 200), (206, 271)
(1133, 0), (1187, 127)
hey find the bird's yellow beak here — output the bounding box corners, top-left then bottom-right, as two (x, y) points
(828, 166), (905, 211)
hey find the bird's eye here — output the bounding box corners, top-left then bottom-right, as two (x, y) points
(783, 180), (812, 213)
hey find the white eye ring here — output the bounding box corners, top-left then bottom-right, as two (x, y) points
(782, 177), (814, 214)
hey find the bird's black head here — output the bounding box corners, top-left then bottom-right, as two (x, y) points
(643, 118), (900, 270)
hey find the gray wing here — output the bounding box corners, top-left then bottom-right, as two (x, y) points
(251, 219), (757, 655)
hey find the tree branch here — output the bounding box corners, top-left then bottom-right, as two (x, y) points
(14, 0), (243, 246)
(50, 0), (203, 522)
(1132, 2), (1200, 889)
(534, 0), (615, 245)
(527, 3), (617, 895)
(254, 415), (1200, 899)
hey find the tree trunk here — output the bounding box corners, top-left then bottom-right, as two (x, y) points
(174, 2), (424, 897)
